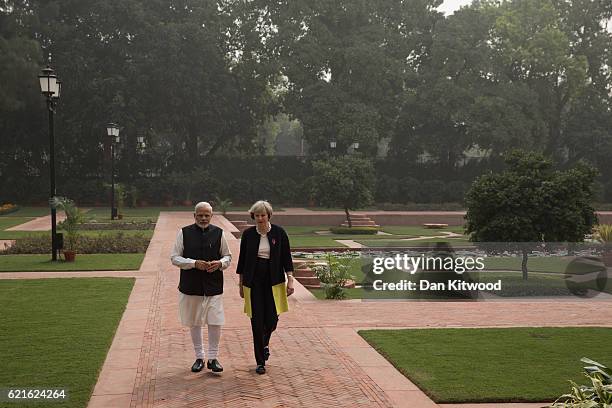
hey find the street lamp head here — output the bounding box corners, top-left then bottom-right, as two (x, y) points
(330, 140), (337, 149)
(137, 136), (146, 149)
(352, 142), (360, 149)
(39, 66), (60, 98)
(53, 79), (62, 100)
(106, 122), (120, 142)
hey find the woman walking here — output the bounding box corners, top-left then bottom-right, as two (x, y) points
(236, 200), (294, 374)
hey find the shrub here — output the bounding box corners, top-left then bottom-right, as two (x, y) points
(73, 221), (155, 231)
(398, 176), (420, 203)
(330, 226), (379, 235)
(1, 232), (151, 254)
(420, 180), (446, 203)
(312, 254), (354, 299)
(549, 358), (612, 407)
(0, 203), (19, 215)
(595, 225), (612, 243)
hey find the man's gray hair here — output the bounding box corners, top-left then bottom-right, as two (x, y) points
(194, 201), (213, 212)
(249, 200), (273, 219)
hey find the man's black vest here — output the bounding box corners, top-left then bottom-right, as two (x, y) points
(179, 223), (224, 296)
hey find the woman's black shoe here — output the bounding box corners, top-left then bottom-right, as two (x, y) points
(191, 358), (204, 372)
(255, 365), (266, 374)
(264, 346), (270, 361)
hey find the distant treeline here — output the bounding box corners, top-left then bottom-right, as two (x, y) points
(1, 0), (610, 197)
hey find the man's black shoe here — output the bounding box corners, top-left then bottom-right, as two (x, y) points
(191, 358), (204, 372)
(264, 346), (270, 361)
(256, 365), (266, 374)
(207, 359), (223, 372)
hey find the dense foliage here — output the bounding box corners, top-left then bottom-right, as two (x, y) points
(1, 0), (611, 204)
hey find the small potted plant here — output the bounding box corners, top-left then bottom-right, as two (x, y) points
(52, 197), (84, 262)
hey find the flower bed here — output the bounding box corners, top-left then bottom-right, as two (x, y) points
(67, 221), (156, 230)
(0, 204), (19, 215)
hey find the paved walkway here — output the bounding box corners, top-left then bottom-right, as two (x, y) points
(6, 212), (67, 230)
(5, 211), (610, 407)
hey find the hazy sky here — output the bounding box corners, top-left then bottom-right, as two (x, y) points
(438, 0), (474, 15)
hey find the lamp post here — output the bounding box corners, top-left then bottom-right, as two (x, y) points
(136, 136), (146, 151)
(38, 65), (62, 261)
(106, 123), (120, 220)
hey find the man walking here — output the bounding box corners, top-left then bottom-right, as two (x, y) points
(170, 201), (232, 373)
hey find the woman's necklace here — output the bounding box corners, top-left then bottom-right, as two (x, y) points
(256, 222), (271, 236)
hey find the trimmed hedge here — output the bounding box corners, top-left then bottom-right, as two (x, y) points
(1, 232), (151, 254)
(330, 226), (379, 235)
(3, 156), (611, 206)
(67, 221), (156, 231)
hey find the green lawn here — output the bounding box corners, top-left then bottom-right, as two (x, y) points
(0, 278), (134, 408)
(290, 236), (349, 248)
(0, 217), (35, 231)
(483, 256), (605, 274)
(380, 225), (465, 236)
(0, 254), (145, 272)
(286, 225), (470, 248)
(0, 207), (51, 217)
(359, 327), (612, 403)
(356, 237), (472, 247)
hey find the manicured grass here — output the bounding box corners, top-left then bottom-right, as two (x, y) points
(0, 217), (35, 231)
(483, 256), (605, 274)
(0, 278), (134, 408)
(285, 226), (332, 235)
(380, 225), (465, 236)
(0, 206), (50, 217)
(0, 230), (49, 239)
(290, 236), (347, 248)
(359, 327), (612, 403)
(0, 254), (145, 272)
(286, 225), (465, 237)
(356, 237), (472, 247)
(287, 225), (470, 248)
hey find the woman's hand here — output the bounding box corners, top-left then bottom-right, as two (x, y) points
(287, 276), (295, 297)
(239, 284), (244, 299)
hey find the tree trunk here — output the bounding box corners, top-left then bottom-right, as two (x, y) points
(521, 248), (529, 281)
(344, 207), (352, 228)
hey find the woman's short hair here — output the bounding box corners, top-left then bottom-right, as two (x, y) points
(249, 200), (273, 219)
